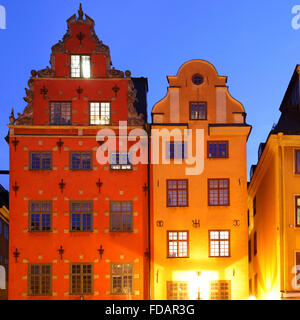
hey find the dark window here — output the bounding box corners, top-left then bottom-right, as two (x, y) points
(0, 221), (2, 234)
(110, 201), (133, 232)
(110, 152), (132, 170)
(167, 231), (189, 258)
(210, 281), (231, 300)
(28, 264), (52, 296)
(295, 150), (300, 174)
(247, 210), (250, 227)
(111, 263), (133, 295)
(248, 240), (251, 262)
(296, 196), (300, 227)
(70, 201), (93, 232)
(70, 151), (92, 170)
(190, 102), (207, 120)
(70, 263), (93, 295)
(30, 152), (52, 170)
(50, 102), (72, 125)
(167, 180), (188, 207)
(29, 201), (52, 232)
(208, 179), (229, 206)
(253, 197), (257, 216)
(166, 142), (186, 159)
(90, 102), (111, 125)
(71, 55), (91, 78)
(209, 230), (230, 257)
(4, 225), (8, 240)
(254, 231), (257, 256)
(192, 74), (204, 85)
(208, 141), (228, 158)
(254, 274), (258, 297)
(167, 281), (189, 300)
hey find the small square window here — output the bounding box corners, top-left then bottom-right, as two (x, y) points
(166, 142), (186, 159)
(29, 201), (52, 232)
(28, 264), (52, 296)
(209, 230), (230, 257)
(110, 201), (133, 232)
(167, 180), (188, 207)
(90, 102), (111, 125)
(70, 201), (93, 232)
(71, 55), (91, 78)
(208, 141), (228, 158)
(70, 151), (92, 170)
(30, 152), (52, 170)
(111, 263), (133, 295)
(190, 102), (207, 120)
(50, 102), (72, 125)
(110, 152), (132, 170)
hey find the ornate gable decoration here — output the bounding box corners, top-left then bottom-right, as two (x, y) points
(51, 3), (110, 68)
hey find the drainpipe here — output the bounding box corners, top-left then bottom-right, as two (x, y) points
(146, 123), (151, 300)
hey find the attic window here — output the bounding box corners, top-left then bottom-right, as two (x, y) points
(71, 55), (91, 78)
(192, 74), (203, 85)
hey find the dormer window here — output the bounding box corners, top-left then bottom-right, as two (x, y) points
(71, 55), (91, 78)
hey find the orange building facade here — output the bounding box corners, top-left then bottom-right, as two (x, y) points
(8, 6), (149, 300)
(150, 60), (251, 300)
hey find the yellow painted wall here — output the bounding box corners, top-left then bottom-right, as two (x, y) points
(151, 60), (251, 300)
(248, 134), (300, 300)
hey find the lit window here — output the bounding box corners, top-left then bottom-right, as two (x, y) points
(30, 152), (52, 170)
(111, 263), (133, 295)
(90, 102), (111, 125)
(29, 201), (52, 232)
(209, 230), (230, 257)
(110, 201), (133, 232)
(167, 281), (189, 300)
(50, 102), (72, 125)
(210, 281), (231, 300)
(167, 231), (189, 258)
(70, 151), (92, 170)
(28, 264), (52, 296)
(71, 55), (91, 78)
(70, 201), (93, 232)
(166, 142), (186, 159)
(208, 141), (228, 158)
(208, 179), (229, 206)
(190, 102), (207, 120)
(110, 152), (132, 170)
(70, 263), (93, 295)
(167, 180), (188, 207)
(296, 197), (300, 227)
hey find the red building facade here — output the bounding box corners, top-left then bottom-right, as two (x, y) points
(8, 5), (149, 300)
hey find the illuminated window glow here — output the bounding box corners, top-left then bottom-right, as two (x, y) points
(167, 231), (189, 258)
(71, 55), (91, 78)
(167, 281), (189, 300)
(111, 263), (133, 295)
(90, 102), (111, 125)
(209, 230), (230, 257)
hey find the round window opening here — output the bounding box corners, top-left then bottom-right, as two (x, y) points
(192, 74), (204, 85)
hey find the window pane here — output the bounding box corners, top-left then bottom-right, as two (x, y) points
(81, 56), (91, 78)
(71, 55), (81, 78)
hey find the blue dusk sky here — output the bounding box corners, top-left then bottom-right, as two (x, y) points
(0, 0), (299, 189)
